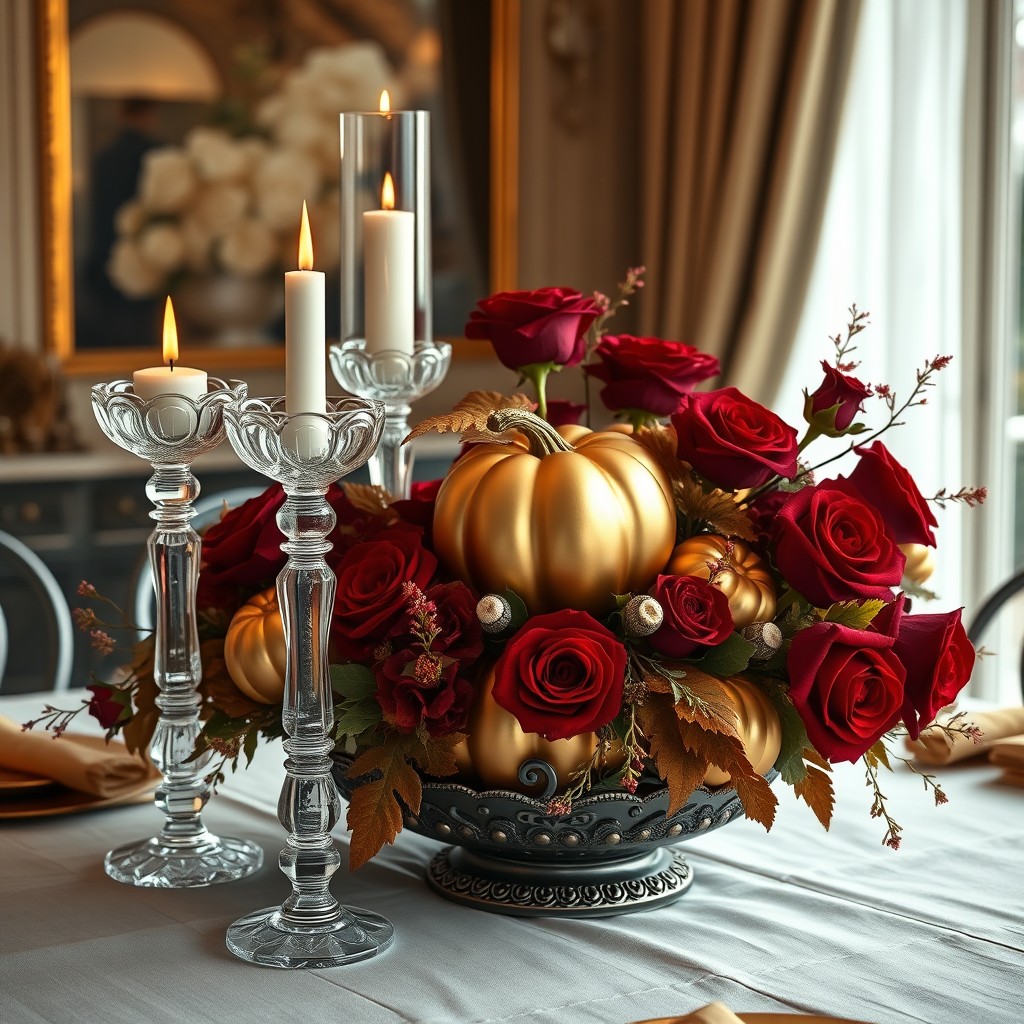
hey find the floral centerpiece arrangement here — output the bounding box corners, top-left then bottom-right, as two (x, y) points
(33, 269), (987, 869)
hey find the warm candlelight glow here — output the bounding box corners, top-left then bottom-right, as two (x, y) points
(379, 89), (390, 113)
(381, 172), (395, 211)
(162, 296), (178, 365)
(298, 200), (314, 270)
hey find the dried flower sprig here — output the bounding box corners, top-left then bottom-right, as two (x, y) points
(929, 486), (988, 509)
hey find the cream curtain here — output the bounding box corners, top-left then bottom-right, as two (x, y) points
(638, 0), (862, 402)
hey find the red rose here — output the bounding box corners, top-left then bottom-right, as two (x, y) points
(545, 399), (587, 428)
(746, 489), (789, 549)
(426, 581), (484, 662)
(465, 287), (601, 370)
(772, 478), (906, 607)
(648, 574), (733, 659)
(376, 648), (475, 737)
(198, 484), (286, 608)
(847, 441), (939, 547)
(788, 621), (906, 762)
(388, 478), (443, 534)
(894, 609), (975, 738)
(86, 683), (129, 730)
(331, 525), (438, 658)
(585, 335), (720, 417)
(806, 361), (872, 431)
(492, 609), (626, 740)
(672, 387), (799, 489)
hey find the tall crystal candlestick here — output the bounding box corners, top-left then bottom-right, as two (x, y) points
(91, 379), (262, 887)
(223, 396), (392, 969)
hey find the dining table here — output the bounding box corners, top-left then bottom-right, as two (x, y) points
(1, 689), (1021, 1024)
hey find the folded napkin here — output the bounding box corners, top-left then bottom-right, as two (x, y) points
(987, 733), (1024, 788)
(905, 707), (1024, 766)
(0, 716), (157, 798)
(671, 1004), (744, 1024)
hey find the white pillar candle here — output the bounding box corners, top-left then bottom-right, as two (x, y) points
(133, 297), (208, 402)
(283, 203), (329, 458)
(363, 171), (415, 356)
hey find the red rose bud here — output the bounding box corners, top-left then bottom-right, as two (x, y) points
(86, 683), (129, 730)
(772, 478), (905, 608)
(847, 441), (939, 547)
(894, 609), (975, 738)
(331, 524), (438, 659)
(648, 574), (734, 659)
(585, 335), (720, 418)
(672, 387), (799, 489)
(544, 399), (587, 428)
(426, 581), (484, 663)
(804, 361), (873, 434)
(788, 621), (906, 762)
(492, 609), (626, 741)
(464, 286), (601, 370)
(375, 648), (475, 737)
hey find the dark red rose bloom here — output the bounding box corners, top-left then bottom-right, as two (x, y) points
(894, 609), (975, 738)
(746, 489), (790, 549)
(772, 478), (906, 607)
(464, 286), (601, 370)
(545, 399), (587, 428)
(788, 621), (906, 762)
(847, 441), (939, 547)
(389, 478), (443, 534)
(331, 524), (438, 658)
(425, 581), (484, 662)
(86, 683), (128, 730)
(807, 361), (872, 431)
(867, 592), (906, 640)
(648, 574), (734, 659)
(492, 609), (626, 741)
(198, 484), (286, 608)
(672, 387), (799, 489)
(585, 335), (720, 417)
(375, 649), (475, 737)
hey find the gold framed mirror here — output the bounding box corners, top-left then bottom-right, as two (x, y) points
(37, 0), (518, 376)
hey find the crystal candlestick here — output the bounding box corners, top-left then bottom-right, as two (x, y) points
(330, 339), (450, 499)
(91, 379), (262, 887)
(222, 396), (393, 969)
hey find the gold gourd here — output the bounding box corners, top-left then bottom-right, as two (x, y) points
(453, 663), (619, 793)
(223, 587), (287, 704)
(433, 409), (676, 614)
(666, 535), (777, 628)
(703, 677), (782, 786)
(899, 543), (935, 586)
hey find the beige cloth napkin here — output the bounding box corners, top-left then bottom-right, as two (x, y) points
(0, 716), (156, 798)
(905, 707), (1024, 766)
(988, 734), (1024, 788)
(671, 1004), (744, 1024)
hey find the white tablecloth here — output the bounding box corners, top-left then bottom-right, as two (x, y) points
(1, 691), (1021, 1024)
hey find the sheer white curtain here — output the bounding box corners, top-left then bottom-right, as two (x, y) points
(774, 0), (990, 687)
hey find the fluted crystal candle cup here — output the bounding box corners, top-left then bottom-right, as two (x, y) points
(91, 379), (263, 888)
(222, 396), (393, 969)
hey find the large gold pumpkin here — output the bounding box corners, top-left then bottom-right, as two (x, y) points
(223, 587), (287, 704)
(434, 409), (676, 614)
(703, 677), (782, 786)
(667, 535), (777, 628)
(453, 663), (617, 793)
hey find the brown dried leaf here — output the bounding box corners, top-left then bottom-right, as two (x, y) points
(199, 638), (268, 720)
(674, 474), (757, 542)
(403, 391), (534, 444)
(802, 746), (833, 773)
(636, 695), (708, 815)
(341, 482), (394, 515)
(635, 424), (686, 482)
(122, 675), (159, 758)
(793, 762), (835, 830)
(414, 732), (466, 778)
(671, 667), (741, 738)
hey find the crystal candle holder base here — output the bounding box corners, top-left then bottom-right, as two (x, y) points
(329, 339), (451, 500)
(91, 379), (263, 888)
(223, 397), (392, 968)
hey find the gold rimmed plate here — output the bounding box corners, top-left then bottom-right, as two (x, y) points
(0, 777), (158, 820)
(635, 1015), (872, 1024)
(0, 766), (59, 794)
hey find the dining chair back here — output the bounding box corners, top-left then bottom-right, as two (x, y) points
(0, 529), (74, 693)
(966, 567), (1024, 701)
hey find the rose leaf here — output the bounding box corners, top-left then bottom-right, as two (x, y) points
(821, 599), (888, 630)
(330, 662), (378, 700)
(693, 632), (756, 677)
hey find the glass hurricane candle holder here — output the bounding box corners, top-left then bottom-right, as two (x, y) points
(222, 396), (394, 969)
(329, 338), (451, 499)
(90, 379), (263, 888)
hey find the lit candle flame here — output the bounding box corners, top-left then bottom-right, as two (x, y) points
(381, 172), (395, 211)
(162, 296), (178, 367)
(379, 89), (390, 113)
(298, 200), (314, 270)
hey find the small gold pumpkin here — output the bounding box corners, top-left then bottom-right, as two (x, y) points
(666, 535), (777, 628)
(703, 677), (782, 786)
(899, 543), (935, 586)
(223, 587), (286, 704)
(453, 663), (620, 794)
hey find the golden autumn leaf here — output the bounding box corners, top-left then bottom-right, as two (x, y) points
(634, 423), (684, 482)
(793, 761), (835, 829)
(413, 731), (466, 778)
(403, 391), (534, 444)
(671, 667), (741, 738)
(636, 695), (708, 816)
(342, 482), (394, 516)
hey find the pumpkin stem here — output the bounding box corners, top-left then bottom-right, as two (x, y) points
(486, 409), (576, 456)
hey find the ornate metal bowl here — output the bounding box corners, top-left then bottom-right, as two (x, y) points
(334, 756), (773, 919)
